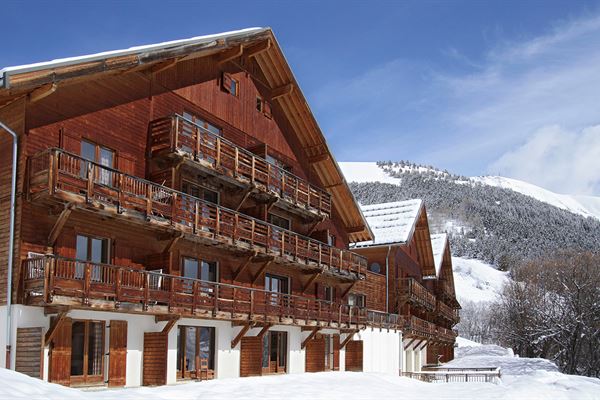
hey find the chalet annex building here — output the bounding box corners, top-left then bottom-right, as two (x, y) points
(0, 28), (459, 387)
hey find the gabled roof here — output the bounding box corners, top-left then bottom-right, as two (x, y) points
(430, 233), (448, 276)
(0, 27), (372, 243)
(352, 199), (422, 247)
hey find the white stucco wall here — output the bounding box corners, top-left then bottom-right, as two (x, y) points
(401, 338), (427, 373)
(355, 328), (401, 375)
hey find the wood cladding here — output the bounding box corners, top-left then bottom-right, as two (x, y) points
(108, 320), (128, 387)
(49, 317), (72, 386)
(305, 337), (325, 373)
(143, 332), (168, 386)
(344, 340), (363, 372)
(240, 336), (262, 377)
(15, 327), (43, 378)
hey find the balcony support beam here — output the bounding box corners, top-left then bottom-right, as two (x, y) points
(256, 324), (272, 338)
(301, 272), (321, 294)
(235, 187), (254, 211)
(403, 338), (417, 351)
(161, 316), (180, 334)
(340, 330), (358, 349)
(301, 327), (321, 349)
(44, 312), (67, 346)
(252, 259), (273, 285)
(233, 252), (257, 281)
(163, 232), (184, 253)
(418, 340), (429, 351)
(340, 281), (357, 300)
(231, 323), (252, 348)
(47, 203), (74, 247)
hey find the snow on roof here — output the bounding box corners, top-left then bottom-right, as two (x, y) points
(0, 27), (267, 86)
(352, 199), (422, 247)
(430, 233), (448, 275)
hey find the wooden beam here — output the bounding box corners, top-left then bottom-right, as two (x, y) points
(270, 83), (294, 100)
(403, 338), (417, 351)
(307, 153), (329, 164)
(345, 225), (368, 234)
(216, 44), (244, 64)
(161, 316), (180, 334)
(306, 218), (324, 237)
(44, 312), (67, 346)
(244, 39), (271, 58)
(252, 260), (272, 284)
(301, 272), (321, 294)
(163, 232), (184, 253)
(233, 252), (257, 281)
(340, 281), (357, 299)
(149, 58), (179, 75)
(231, 323), (251, 348)
(47, 203), (73, 247)
(418, 340), (428, 351)
(235, 187), (254, 211)
(256, 324), (272, 338)
(340, 330), (358, 349)
(29, 83), (57, 103)
(301, 327), (321, 349)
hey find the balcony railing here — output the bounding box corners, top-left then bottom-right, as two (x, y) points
(27, 148), (366, 278)
(399, 278), (436, 311)
(401, 315), (436, 338)
(148, 115), (332, 218)
(436, 300), (460, 324)
(435, 326), (459, 343)
(22, 255), (385, 329)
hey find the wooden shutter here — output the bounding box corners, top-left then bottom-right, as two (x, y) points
(220, 72), (232, 94)
(333, 334), (340, 371)
(240, 336), (262, 377)
(49, 317), (72, 386)
(15, 327), (43, 378)
(143, 332), (168, 386)
(108, 320), (127, 387)
(305, 335), (325, 372)
(345, 340), (363, 371)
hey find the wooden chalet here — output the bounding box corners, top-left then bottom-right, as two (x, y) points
(0, 28), (417, 388)
(351, 200), (461, 372)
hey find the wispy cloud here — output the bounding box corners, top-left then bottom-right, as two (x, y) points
(317, 11), (600, 195)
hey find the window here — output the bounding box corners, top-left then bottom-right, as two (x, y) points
(327, 233), (336, 247)
(256, 96), (263, 112)
(324, 286), (335, 302)
(182, 181), (219, 204)
(347, 293), (366, 308)
(181, 257), (218, 294)
(256, 96), (272, 119)
(76, 234), (110, 280)
(265, 274), (289, 307)
(80, 139), (115, 185)
(369, 262), (382, 274)
(269, 213), (291, 231)
(176, 326), (215, 379)
(220, 72), (239, 97)
(70, 320), (105, 384)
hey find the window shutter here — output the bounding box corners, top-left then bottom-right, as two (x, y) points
(221, 72), (232, 94)
(263, 101), (272, 119)
(49, 317), (72, 386)
(109, 320), (128, 387)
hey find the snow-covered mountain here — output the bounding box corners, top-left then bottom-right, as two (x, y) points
(340, 162), (600, 220)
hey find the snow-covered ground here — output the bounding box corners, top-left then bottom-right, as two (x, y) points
(452, 257), (509, 303)
(339, 162), (600, 220)
(2, 344), (599, 400)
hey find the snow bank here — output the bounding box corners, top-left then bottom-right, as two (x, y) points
(456, 336), (482, 348)
(338, 162), (401, 185)
(452, 257), (509, 303)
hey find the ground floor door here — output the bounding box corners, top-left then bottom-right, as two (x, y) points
(176, 326), (216, 380)
(262, 331), (287, 374)
(345, 340), (363, 372)
(69, 320), (105, 386)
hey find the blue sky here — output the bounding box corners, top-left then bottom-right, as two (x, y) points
(3, 0), (600, 195)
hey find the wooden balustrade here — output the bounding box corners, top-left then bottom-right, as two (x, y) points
(22, 255), (391, 329)
(436, 300), (460, 324)
(401, 315), (436, 338)
(148, 115), (332, 218)
(435, 326), (459, 343)
(27, 148), (366, 277)
(401, 369), (501, 384)
(399, 278), (436, 311)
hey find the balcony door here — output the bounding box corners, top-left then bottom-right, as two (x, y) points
(262, 331), (287, 374)
(182, 257), (218, 294)
(70, 320), (105, 385)
(182, 182), (219, 232)
(176, 326), (215, 380)
(181, 111), (221, 164)
(80, 139), (115, 186)
(75, 234), (109, 280)
(265, 274), (289, 308)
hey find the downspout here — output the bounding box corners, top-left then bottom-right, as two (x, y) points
(386, 245), (392, 314)
(0, 120), (18, 369)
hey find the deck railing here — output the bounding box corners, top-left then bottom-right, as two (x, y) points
(436, 300), (460, 324)
(435, 326), (459, 343)
(399, 278), (436, 311)
(148, 115), (332, 217)
(22, 255), (386, 328)
(401, 368), (501, 384)
(27, 148), (366, 277)
(401, 315), (436, 338)
(435, 279), (453, 299)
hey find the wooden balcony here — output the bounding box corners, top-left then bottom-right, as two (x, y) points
(435, 279), (460, 308)
(22, 255), (390, 330)
(401, 315), (436, 339)
(398, 278), (436, 311)
(148, 115), (332, 219)
(27, 148), (366, 280)
(435, 326), (458, 344)
(436, 300), (460, 325)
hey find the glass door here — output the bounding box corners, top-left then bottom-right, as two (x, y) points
(75, 234), (109, 280)
(70, 320), (105, 385)
(262, 331), (287, 375)
(324, 335), (334, 371)
(176, 326), (215, 380)
(265, 274), (288, 307)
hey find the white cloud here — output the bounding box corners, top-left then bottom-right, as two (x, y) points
(489, 125), (600, 195)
